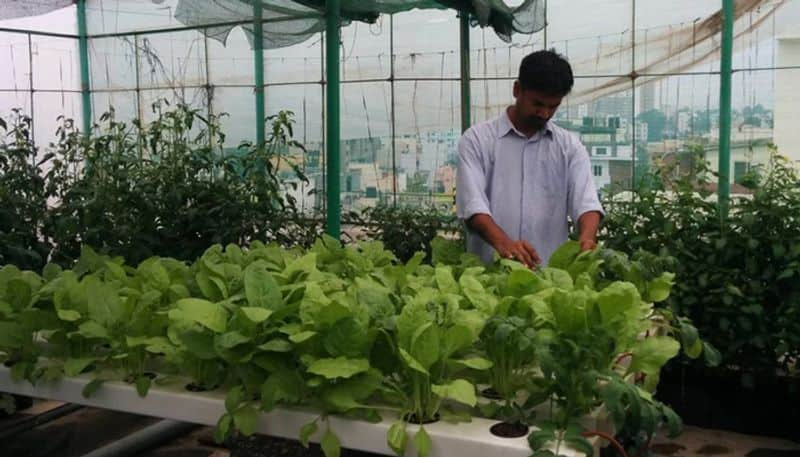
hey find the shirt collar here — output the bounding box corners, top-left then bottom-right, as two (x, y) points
(497, 108), (554, 140)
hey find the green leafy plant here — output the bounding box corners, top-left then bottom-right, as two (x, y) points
(601, 146), (799, 378)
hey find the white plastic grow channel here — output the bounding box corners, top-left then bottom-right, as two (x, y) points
(0, 366), (599, 456)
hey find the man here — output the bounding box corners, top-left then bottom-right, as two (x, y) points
(456, 50), (603, 268)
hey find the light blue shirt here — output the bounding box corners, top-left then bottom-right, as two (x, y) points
(456, 109), (604, 265)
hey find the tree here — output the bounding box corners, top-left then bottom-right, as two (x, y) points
(637, 109), (667, 142)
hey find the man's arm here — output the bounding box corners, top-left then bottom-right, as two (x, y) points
(577, 210), (602, 251)
(566, 135), (605, 251)
(456, 132), (540, 268)
(467, 214), (541, 267)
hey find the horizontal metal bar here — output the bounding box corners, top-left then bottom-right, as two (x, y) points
(0, 27), (79, 39)
(0, 88), (83, 93)
(87, 13), (322, 39)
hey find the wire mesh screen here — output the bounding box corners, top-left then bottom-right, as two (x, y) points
(1, 0), (799, 209)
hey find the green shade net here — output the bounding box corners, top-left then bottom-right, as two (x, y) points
(173, 0), (545, 49)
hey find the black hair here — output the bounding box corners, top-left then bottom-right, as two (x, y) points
(518, 50), (574, 97)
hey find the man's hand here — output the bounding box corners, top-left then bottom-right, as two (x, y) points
(578, 238), (597, 252)
(495, 239), (542, 269)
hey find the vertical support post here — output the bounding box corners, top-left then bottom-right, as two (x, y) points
(459, 11), (471, 133)
(77, 0), (91, 134)
(253, 2), (265, 146)
(389, 14), (398, 206)
(718, 0), (734, 218)
(325, 0), (341, 238)
(28, 33), (35, 144)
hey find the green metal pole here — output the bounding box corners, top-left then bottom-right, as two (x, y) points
(325, 0), (341, 238)
(718, 0), (734, 218)
(77, 0), (91, 134)
(459, 12), (471, 133)
(253, 2), (265, 146)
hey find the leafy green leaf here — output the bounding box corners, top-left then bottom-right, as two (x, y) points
(216, 331), (251, 349)
(174, 298), (228, 333)
(226, 386), (245, 413)
(411, 323), (440, 370)
(452, 357), (493, 370)
(548, 240), (581, 269)
(306, 357), (370, 379)
(233, 405), (259, 436)
(413, 426), (432, 457)
(431, 379), (477, 407)
(82, 378), (105, 398)
(78, 321), (109, 339)
(321, 427), (341, 457)
(63, 358), (95, 377)
(258, 339), (293, 352)
(300, 420), (318, 448)
(239, 307), (273, 324)
(289, 330), (317, 344)
(56, 308), (82, 322)
(214, 413), (232, 443)
(245, 261), (282, 309)
(646, 272), (674, 302)
(387, 421), (408, 455)
(628, 337), (681, 376)
(136, 375), (151, 397)
(324, 317), (368, 358)
(398, 348), (429, 376)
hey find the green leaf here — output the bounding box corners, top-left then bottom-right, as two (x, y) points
(56, 308), (82, 322)
(226, 386), (245, 413)
(245, 262), (283, 309)
(239, 307), (273, 324)
(628, 337), (681, 376)
(78, 321), (109, 339)
(435, 267), (459, 294)
(441, 325), (474, 359)
(431, 379), (477, 407)
(646, 272), (674, 302)
(306, 357), (369, 379)
(174, 298), (228, 333)
(0, 322), (25, 348)
(214, 413), (232, 443)
(258, 339), (293, 352)
(87, 278), (125, 328)
(300, 420), (318, 448)
(63, 358), (95, 377)
(136, 376), (151, 397)
(289, 330), (317, 344)
(563, 432), (594, 456)
(321, 428), (341, 457)
(42, 263), (62, 282)
(216, 331), (251, 349)
(548, 240), (581, 269)
(411, 323), (440, 370)
(528, 422), (557, 450)
(398, 348), (429, 376)
(324, 317), (368, 358)
(233, 405), (259, 436)
(597, 282), (640, 322)
(413, 426), (432, 457)
(196, 272), (222, 301)
(82, 378), (105, 398)
(702, 341), (722, 367)
(459, 275), (497, 314)
(387, 422), (408, 456)
(452, 357), (493, 370)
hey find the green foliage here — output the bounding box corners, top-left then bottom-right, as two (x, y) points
(601, 147), (800, 376)
(0, 110), (52, 271)
(0, 238), (694, 457)
(351, 204), (461, 263)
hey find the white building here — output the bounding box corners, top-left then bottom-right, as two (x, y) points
(775, 28), (800, 163)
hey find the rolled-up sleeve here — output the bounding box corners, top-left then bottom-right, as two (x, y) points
(456, 131), (491, 221)
(566, 136), (605, 222)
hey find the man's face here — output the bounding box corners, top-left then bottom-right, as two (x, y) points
(513, 81), (564, 131)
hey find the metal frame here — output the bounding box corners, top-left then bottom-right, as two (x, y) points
(0, 0), (793, 228)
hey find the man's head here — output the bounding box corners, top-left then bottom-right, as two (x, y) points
(513, 50), (574, 132)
